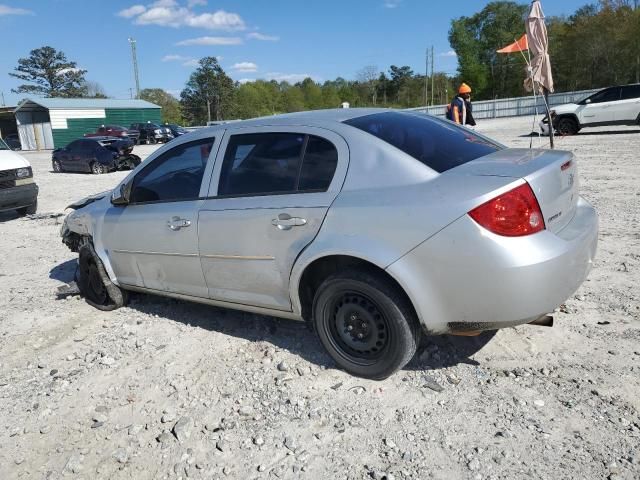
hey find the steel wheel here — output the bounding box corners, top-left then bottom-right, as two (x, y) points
(52, 159), (62, 173)
(327, 291), (390, 365)
(313, 270), (420, 380)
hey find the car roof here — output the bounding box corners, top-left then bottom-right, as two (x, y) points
(196, 108), (406, 135)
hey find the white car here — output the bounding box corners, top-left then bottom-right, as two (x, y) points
(0, 137), (38, 215)
(544, 84), (640, 135)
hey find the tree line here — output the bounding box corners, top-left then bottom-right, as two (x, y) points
(9, 1), (639, 125)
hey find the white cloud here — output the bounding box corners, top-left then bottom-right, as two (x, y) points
(176, 36), (242, 46)
(264, 72), (318, 84)
(237, 78), (254, 84)
(182, 59), (200, 67)
(118, 5), (146, 18)
(232, 62), (258, 73)
(0, 4), (34, 15)
(383, 0), (402, 8)
(440, 50), (457, 57)
(247, 32), (279, 42)
(162, 54), (189, 62)
(118, 1), (245, 30)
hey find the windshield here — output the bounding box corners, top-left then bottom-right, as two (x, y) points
(0, 138), (9, 150)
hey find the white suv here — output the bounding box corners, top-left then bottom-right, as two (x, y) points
(546, 84), (640, 135)
(0, 137), (38, 215)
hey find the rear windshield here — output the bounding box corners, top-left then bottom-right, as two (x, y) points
(344, 111), (501, 173)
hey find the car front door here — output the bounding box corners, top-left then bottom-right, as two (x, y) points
(60, 141), (79, 171)
(198, 127), (348, 311)
(579, 87), (620, 125)
(101, 136), (219, 297)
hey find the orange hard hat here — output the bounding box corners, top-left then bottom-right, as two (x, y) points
(459, 83), (472, 94)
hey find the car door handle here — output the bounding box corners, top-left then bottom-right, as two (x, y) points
(271, 213), (307, 230)
(167, 216), (191, 231)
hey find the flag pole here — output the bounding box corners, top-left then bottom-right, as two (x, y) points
(543, 87), (554, 149)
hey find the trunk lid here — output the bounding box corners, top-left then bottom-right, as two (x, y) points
(455, 148), (579, 234)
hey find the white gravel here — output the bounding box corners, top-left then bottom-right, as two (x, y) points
(0, 119), (639, 479)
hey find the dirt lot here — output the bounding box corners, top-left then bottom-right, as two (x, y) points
(1, 119), (639, 480)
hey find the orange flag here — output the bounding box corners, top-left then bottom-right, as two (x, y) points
(497, 34), (529, 54)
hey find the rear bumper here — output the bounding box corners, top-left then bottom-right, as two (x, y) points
(0, 183), (38, 212)
(387, 196), (598, 334)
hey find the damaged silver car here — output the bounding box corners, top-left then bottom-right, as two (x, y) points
(61, 109), (598, 379)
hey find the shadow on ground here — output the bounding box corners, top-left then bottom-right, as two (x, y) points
(49, 261), (497, 375)
(520, 129), (640, 138)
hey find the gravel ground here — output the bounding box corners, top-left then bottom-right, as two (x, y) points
(1, 118), (639, 480)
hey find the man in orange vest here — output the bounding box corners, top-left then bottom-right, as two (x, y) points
(447, 83), (476, 126)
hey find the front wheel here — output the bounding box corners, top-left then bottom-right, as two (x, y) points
(312, 270), (421, 380)
(77, 244), (127, 311)
(17, 200), (37, 216)
(556, 117), (580, 136)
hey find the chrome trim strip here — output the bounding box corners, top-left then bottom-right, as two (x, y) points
(112, 249), (199, 258)
(112, 250), (274, 261)
(200, 254), (275, 261)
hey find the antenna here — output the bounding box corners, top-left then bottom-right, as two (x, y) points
(128, 37), (140, 99)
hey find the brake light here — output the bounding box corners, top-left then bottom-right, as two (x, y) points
(469, 183), (545, 237)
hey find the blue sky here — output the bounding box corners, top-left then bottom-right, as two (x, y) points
(1, 0), (589, 105)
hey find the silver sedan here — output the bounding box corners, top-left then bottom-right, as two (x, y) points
(61, 109), (598, 379)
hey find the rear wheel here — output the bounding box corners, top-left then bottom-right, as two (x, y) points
(52, 159), (63, 173)
(556, 117), (580, 136)
(91, 162), (106, 175)
(312, 270), (420, 380)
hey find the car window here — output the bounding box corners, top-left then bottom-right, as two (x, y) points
(67, 140), (82, 151)
(298, 136), (339, 191)
(344, 111), (501, 174)
(81, 140), (98, 153)
(589, 88), (621, 103)
(218, 133), (306, 196)
(130, 138), (214, 204)
(621, 85), (640, 100)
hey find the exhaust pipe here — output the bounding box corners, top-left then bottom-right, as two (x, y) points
(529, 315), (554, 328)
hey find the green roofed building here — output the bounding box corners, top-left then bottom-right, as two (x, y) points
(14, 98), (161, 150)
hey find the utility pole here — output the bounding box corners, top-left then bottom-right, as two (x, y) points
(425, 48), (429, 107)
(1, 92), (5, 106)
(431, 45), (435, 106)
(128, 37), (140, 99)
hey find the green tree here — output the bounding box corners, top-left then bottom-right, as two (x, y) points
(449, 2), (528, 99)
(140, 88), (182, 124)
(10, 46), (88, 97)
(180, 57), (234, 125)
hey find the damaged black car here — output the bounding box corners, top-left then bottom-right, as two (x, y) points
(52, 137), (141, 174)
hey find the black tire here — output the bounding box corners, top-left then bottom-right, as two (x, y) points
(17, 200), (37, 216)
(556, 117), (579, 136)
(77, 244), (127, 311)
(91, 162), (106, 175)
(312, 270), (421, 380)
(52, 159), (63, 173)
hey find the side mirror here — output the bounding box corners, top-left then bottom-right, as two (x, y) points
(111, 180), (132, 206)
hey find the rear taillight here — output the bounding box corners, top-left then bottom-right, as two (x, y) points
(468, 183), (545, 237)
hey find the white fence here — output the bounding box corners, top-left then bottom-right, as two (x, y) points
(407, 88), (599, 119)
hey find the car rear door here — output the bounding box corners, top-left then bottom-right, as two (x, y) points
(618, 85), (640, 123)
(101, 136), (220, 297)
(60, 141), (79, 170)
(197, 126), (348, 311)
